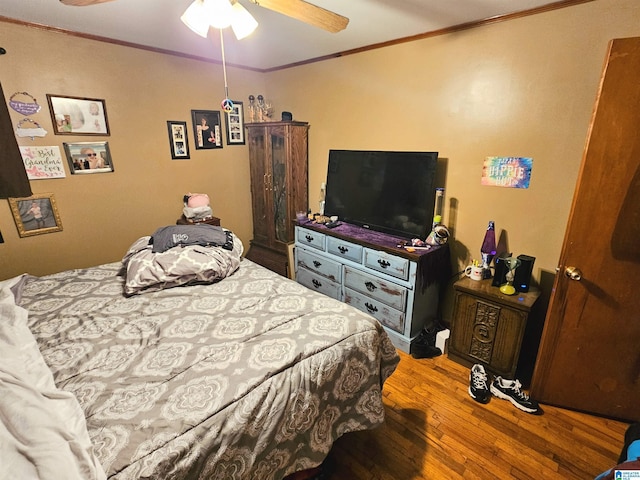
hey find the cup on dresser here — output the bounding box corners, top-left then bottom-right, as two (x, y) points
(465, 264), (484, 281)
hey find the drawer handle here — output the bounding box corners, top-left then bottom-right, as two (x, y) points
(364, 281), (377, 292)
(338, 246), (349, 254)
(312, 279), (322, 288)
(313, 260), (321, 268)
(364, 302), (378, 313)
(305, 235), (314, 243)
(378, 259), (390, 269)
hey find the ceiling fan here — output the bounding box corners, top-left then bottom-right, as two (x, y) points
(58, 0), (349, 33)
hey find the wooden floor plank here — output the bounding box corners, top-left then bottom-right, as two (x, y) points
(324, 351), (628, 479)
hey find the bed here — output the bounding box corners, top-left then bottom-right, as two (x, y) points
(1, 227), (399, 480)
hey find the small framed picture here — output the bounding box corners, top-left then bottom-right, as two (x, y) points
(63, 141), (114, 174)
(46, 94), (110, 135)
(191, 110), (223, 149)
(167, 121), (190, 159)
(224, 101), (245, 145)
(9, 193), (63, 238)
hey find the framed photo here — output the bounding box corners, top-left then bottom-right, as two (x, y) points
(224, 101), (245, 145)
(46, 94), (110, 135)
(167, 121), (190, 159)
(63, 141), (114, 174)
(9, 193), (63, 238)
(191, 110), (223, 149)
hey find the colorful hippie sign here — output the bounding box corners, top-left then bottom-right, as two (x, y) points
(481, 156), (533, 189)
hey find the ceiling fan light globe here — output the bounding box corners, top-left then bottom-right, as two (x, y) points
(205, 0), (234, 29)
(181, 0), (210, 37)
(230, 2), (258, 39)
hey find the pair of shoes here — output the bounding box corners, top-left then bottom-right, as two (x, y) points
(411, 344), (442, 359)
(468, 364), (491, 404)
(490, 376), (543, 415)
(618, 422), (640, 464)
(411, 324), (443, 359)
(468, 365), (543, 414)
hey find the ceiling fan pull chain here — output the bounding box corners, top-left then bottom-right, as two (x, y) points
(219, 29), (234, 113)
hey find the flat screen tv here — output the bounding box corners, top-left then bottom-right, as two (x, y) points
(324, 149), (439, 240)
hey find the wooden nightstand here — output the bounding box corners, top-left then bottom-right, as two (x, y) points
(176, 215), (220, 226)
(448, 277), (541, 379)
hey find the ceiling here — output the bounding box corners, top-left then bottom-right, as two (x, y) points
(1, 0), (574, 71)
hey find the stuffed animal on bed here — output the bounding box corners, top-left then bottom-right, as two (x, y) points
(183, 192), (213, 222)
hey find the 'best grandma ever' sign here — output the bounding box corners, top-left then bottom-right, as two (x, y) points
(20, 146), (66, 179)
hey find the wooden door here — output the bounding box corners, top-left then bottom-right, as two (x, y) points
(530, 37), (640, 421)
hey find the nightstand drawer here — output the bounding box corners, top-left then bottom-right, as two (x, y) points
(296, 248), (341, 283)
(343, 265), (407, 311)
(363, 248), (410, 281)
(327, 237), (363, 264)
(297, 268), (341, 300)
(296, 227), (326, 251)
(344, 287), (405, 334)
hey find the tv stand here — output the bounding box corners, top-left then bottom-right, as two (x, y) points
(294, 221), (450, 353)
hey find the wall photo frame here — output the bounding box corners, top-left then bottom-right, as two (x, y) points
(46, 94), (110, 135)
(9, 193), (63, 237)
(167, 121), (190, 159)
(225, 101), (245, 145)
(63, 141), (114, 174)
(191, 110), (223, 149)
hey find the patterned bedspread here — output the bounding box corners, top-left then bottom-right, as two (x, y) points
(16, 258), (399, 479)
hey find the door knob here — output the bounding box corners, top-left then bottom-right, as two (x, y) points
(564, 266), (582, 281)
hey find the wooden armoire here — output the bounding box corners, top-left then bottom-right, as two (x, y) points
(245, 121), (309, 276)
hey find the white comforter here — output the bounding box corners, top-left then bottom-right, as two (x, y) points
(0, 276), (106, 480)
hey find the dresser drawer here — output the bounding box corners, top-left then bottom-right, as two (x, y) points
(297, 268), (341, 300)
(296, 248), (341, 282)
(363, 248), (410, 281)
(296, 227), (326, 251)
(344, 287), (405, 334)
(327, 236), (363, 264)
(343, 265), (407, 311)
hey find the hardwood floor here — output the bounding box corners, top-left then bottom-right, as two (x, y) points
(323, 351), (628, 480)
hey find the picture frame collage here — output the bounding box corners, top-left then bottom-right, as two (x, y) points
(10, 94), (248, 238)
(46, 94), (114, 175)
(8, 94), (115, 238)
(167, 102), (246, 158)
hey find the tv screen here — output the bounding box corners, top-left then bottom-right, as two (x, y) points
(324, 149), (439, 239)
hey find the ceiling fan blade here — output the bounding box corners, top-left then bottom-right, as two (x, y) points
(253, 0), (348, 33)
(59, 0), (117, 5)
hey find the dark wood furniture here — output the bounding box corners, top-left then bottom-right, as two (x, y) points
(245, 121), (309, 276)
(176, 215), (220, 226)
(448, 277), (540, 379)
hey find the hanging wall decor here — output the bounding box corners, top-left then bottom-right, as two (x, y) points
(19, 146), (66, 179)
(224, 100), (245, 145)
(46, 94), (110, 135)
(8, 193), (63, 237)
(191, 110), (223, 150)
(481, 156), (533, 189)
(63, 141), (114, 174)
(15, 118), (48, 140)
(9, 91), (41, 116)
(167, 120), (190, 159)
